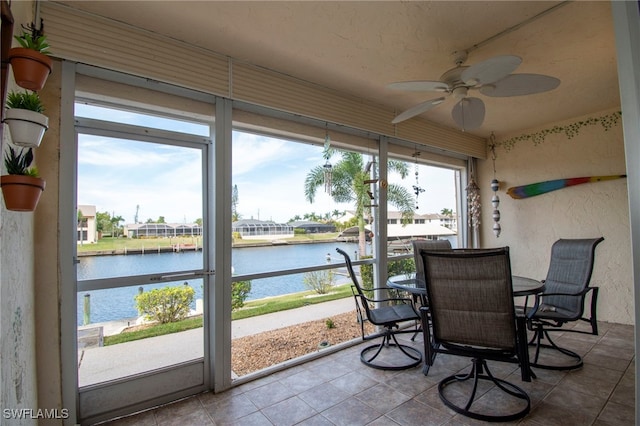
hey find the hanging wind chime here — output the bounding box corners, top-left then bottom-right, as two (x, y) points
(412, 150), (425, 209)
(466, 171), (481, 230)
(489, 133), (501, 237)
(322, 127), (332, 195)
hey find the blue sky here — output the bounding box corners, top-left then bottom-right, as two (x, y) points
(76, 104), (456, 224)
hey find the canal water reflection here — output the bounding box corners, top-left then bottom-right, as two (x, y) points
(77, 241), (361, 325)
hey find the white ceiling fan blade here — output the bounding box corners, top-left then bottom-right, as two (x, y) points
(387, 80), (449, 92)
(392, 97), (447, 124)
(480, 74), (561, 97)
(461, 55), (522, 86)
(451, 97), (485, 131)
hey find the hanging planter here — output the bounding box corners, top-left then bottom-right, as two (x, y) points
(3, 91), (48, 147)
(8, 30), (52, 91)
(0, 146), (45, 212)
(3, 108), (48, 147)
(0, 174), (46, 211)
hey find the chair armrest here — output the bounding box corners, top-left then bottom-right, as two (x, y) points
(362, 294), (416, 305)
(540, 286), (595, 298)
(528, 286), (598, 318)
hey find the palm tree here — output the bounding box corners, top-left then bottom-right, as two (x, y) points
(110, 215), (124, 237)
(232, 184), (241, 222)
(305, 151), (414, 255)
(440, 208), (453, 216)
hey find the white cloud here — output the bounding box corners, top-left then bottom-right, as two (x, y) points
(77, 116), (457, 226)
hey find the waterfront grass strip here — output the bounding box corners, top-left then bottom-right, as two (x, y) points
(103, 284), (352, 346)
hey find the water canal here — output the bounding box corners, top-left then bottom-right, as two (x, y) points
(77, 241), (362, 325)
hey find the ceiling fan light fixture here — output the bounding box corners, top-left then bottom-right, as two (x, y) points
(452, 86), (468, 100)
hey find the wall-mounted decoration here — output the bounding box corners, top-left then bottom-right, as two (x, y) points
(488, 133), (501, 237)
(363, 158), (378, 209)
(411, 150), (425, 209)
(3, 90), (48, 147)
(8, 24), (52, 91)
(1, 0), (15, 143)
(466, 174), (481, 230)
(0, 146), (45, 211)
(499, 111), (622, 151)
(507, 175), (626, 200)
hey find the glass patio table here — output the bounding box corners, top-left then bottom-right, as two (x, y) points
(387, 273), (544, 298)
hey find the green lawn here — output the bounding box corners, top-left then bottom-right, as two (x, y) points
(102, 284), (353, 346)
(77, 236), (201, 253)
(78, 233), (341, 253)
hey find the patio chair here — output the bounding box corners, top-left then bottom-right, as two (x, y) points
(336, 248), (422, 370)
(409, 239), (452, 344)
(526, 237), (604, 370)
(419, 247), (531, 422)
(411, 239), (452, 292)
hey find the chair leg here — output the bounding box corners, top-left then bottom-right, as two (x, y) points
(438, 358), (530, 422)
(528, 324), (583, 370)
(360, 328), (422, 371)
(419, 307), (438, 375)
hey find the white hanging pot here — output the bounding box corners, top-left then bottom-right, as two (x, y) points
(3, 108), (49, 148)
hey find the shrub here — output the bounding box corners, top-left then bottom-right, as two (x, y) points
(303, 269), (335, 294)
(360, 256), (414, 299)
(135, 284), (195, 324)
(232, 280), (251, 310)
(388, 257), (415, 277)
(359, 256), (374, 298)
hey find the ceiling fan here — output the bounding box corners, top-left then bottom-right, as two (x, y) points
(388, 50), (560, 130)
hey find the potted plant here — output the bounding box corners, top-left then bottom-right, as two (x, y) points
(8, 28), (53, 91)
(3, 91), (49, 148)
(0, 146), (46, 212)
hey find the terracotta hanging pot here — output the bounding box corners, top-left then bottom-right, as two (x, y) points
(8, 48), (53, 91)
(0, 175), (46, 211)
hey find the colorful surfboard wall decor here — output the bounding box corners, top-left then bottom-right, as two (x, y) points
(507, 175), (627, 199)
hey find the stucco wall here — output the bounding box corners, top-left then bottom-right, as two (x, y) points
(477, 107), (633, 325)
(34, 59), (63, 424)
(1, 1), (39, 424)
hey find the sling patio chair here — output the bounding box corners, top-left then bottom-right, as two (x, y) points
(409, 239), (452, 344)
(336, 247), (422, 370)
(411, 239), (452, 293)
(525, 237), (604, 370)
(419, 247), (531, 422)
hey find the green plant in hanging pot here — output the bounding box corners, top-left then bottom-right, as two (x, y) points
(0, 146), (46, 212)
(3, 91), (49, 148)
(8, 27), (53, 91)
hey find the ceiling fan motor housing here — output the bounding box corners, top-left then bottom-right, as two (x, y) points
(452, 86), (468, 100)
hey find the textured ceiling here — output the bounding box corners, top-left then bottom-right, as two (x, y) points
(57, 1), (619, 138)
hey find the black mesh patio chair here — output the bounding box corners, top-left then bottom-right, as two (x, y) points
(419, 247), (531, 422)
(410, 239), (452, 344)
(336, 248), (422, 370)
(526, 237), (604, 370)
(411, 239), (452, 291)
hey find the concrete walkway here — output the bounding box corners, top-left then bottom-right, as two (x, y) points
(78, 297), (357, 386)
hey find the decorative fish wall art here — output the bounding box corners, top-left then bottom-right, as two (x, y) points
(507, 175), (627, 199)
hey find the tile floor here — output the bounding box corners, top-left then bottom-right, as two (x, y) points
(100, 321), (635, 425)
